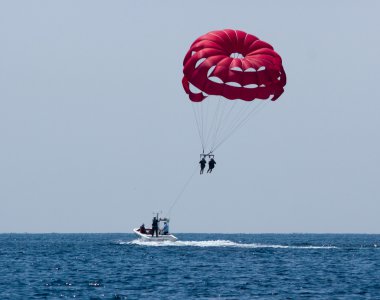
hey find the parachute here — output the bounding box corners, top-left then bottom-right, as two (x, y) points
(182, 29), (286, 155)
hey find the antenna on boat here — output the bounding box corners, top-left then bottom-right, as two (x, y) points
(152, 210), (170, 223)
(152, 211), (163, 220)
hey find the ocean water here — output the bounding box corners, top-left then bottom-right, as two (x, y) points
(0, 234), (379, 299)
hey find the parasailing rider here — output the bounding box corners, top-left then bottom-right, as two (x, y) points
(207, 157), (216, 173)
(199, 157), (207, 174)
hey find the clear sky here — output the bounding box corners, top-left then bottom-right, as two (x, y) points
(1, 1), (379, 233)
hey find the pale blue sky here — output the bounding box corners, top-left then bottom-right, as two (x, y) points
(1, 1), (379, 233)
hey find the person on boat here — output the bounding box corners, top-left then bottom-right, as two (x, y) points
(151, 217), (159, 237)
(139, 223), (146, 234)
(199, 157), (206, 174)
(207, 158), (216, 173)
(162, 222), (169, 235)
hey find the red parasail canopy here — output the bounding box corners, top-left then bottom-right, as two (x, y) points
(182, 29), (286, 102)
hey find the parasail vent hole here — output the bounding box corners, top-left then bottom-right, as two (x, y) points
(230, 52), (244, 59)
(195, 58), (206, 69)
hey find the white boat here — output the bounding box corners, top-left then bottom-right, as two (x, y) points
(133, 228), (178, 242)
(133, 214), (178, 242)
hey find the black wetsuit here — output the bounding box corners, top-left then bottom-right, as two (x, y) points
(199, 159), (206, 174)
(207, 159), (216, 173)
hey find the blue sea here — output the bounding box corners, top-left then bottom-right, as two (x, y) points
(0, 234), (379, 299)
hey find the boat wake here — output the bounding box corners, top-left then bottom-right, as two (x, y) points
(122, 239), (337, 249)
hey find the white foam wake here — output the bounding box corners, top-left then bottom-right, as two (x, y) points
(124, 239), (337, 249)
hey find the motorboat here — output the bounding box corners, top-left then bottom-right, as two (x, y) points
(133, 227), (177, 242)
(133, 214), (178, 242)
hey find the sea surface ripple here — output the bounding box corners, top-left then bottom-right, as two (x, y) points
(0, 233), (379, 299)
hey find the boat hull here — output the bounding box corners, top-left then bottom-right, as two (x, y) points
(133, 228), (178, 242)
